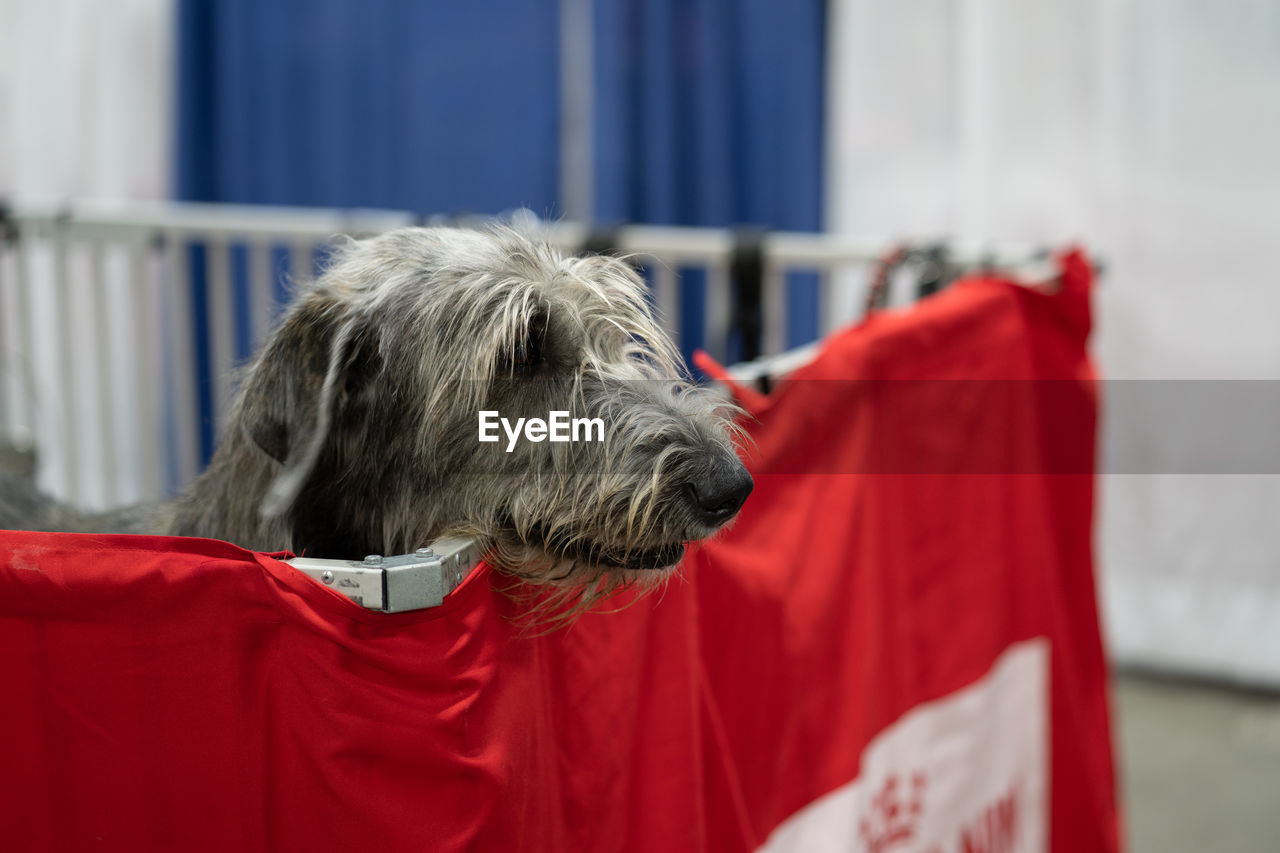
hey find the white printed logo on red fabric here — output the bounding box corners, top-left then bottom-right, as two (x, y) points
(759, 638), (1048, 853)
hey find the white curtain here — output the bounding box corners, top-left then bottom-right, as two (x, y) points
(0, 0), (173, 507)
(0, 0), (172, 199)
(827, 0), (1280, 684)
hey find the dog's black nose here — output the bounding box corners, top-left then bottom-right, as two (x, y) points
(687, 463), (754, 523)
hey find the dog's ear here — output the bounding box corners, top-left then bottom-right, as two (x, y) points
(243, 298), (383, 526)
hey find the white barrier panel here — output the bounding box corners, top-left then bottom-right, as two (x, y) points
(0, 199), (1056, 508)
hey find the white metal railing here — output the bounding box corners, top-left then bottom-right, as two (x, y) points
(0, 198), (1057, 510)
(0, 200), (418, 509)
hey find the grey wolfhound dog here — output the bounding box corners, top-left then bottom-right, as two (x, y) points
(0, 226), (752, 608)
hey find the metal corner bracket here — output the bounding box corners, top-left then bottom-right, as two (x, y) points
(287, 536), (484, 612)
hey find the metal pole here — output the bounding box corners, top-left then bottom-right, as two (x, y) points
(559, 0), (595, 222)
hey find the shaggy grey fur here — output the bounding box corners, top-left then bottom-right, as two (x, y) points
(0, 226), (752, 596)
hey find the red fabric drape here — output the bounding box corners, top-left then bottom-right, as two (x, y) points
(694, 250), (1119, 852)
(0, 251), (1118, 853)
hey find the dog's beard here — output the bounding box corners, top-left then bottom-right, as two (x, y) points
(532, 525), (687, 571)
(490, 518), (687, 576)
(479, 526), (681, 628)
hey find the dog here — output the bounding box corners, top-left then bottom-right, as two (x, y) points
(0, 226), (752, 607)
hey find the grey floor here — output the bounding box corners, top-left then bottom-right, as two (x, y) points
(1115, 673), (1280, 852)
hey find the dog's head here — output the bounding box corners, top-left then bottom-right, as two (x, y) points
(236, 226), (751, 593)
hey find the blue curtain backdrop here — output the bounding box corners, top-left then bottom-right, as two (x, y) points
(593, 0), (826, 360)
(593, 0), (823, 230)
(178, 0), (562, 212)
(176, 0), (823, 465)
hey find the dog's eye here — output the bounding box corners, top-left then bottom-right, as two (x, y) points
(505, 313), (547, 372)
(512, 337), (542, 368)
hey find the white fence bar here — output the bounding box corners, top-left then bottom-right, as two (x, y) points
(131, 242), (162, 499)
(704, 262), (731, 363)
(249, 239), (275, 351)
(6, 199), (416, 242)
(5, 199), (1059, 273)
(52, 233), (80, 503)
(0, 240), (13, 433)
(291, 239), (313, 289)
(650, 261), (680, 346)
(165, 230), (199, 490)
(762, 261), (788, 357)
(11, 233), (35, 436)
(0, 244), (8, 432)
(88, 241), (119, 506)
(819, 269), (837, 337)
(205, 235), (234, 437)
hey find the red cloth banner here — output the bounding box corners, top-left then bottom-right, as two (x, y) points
(0, 251), (1119, 852)
(694, 250), (1118, 852)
